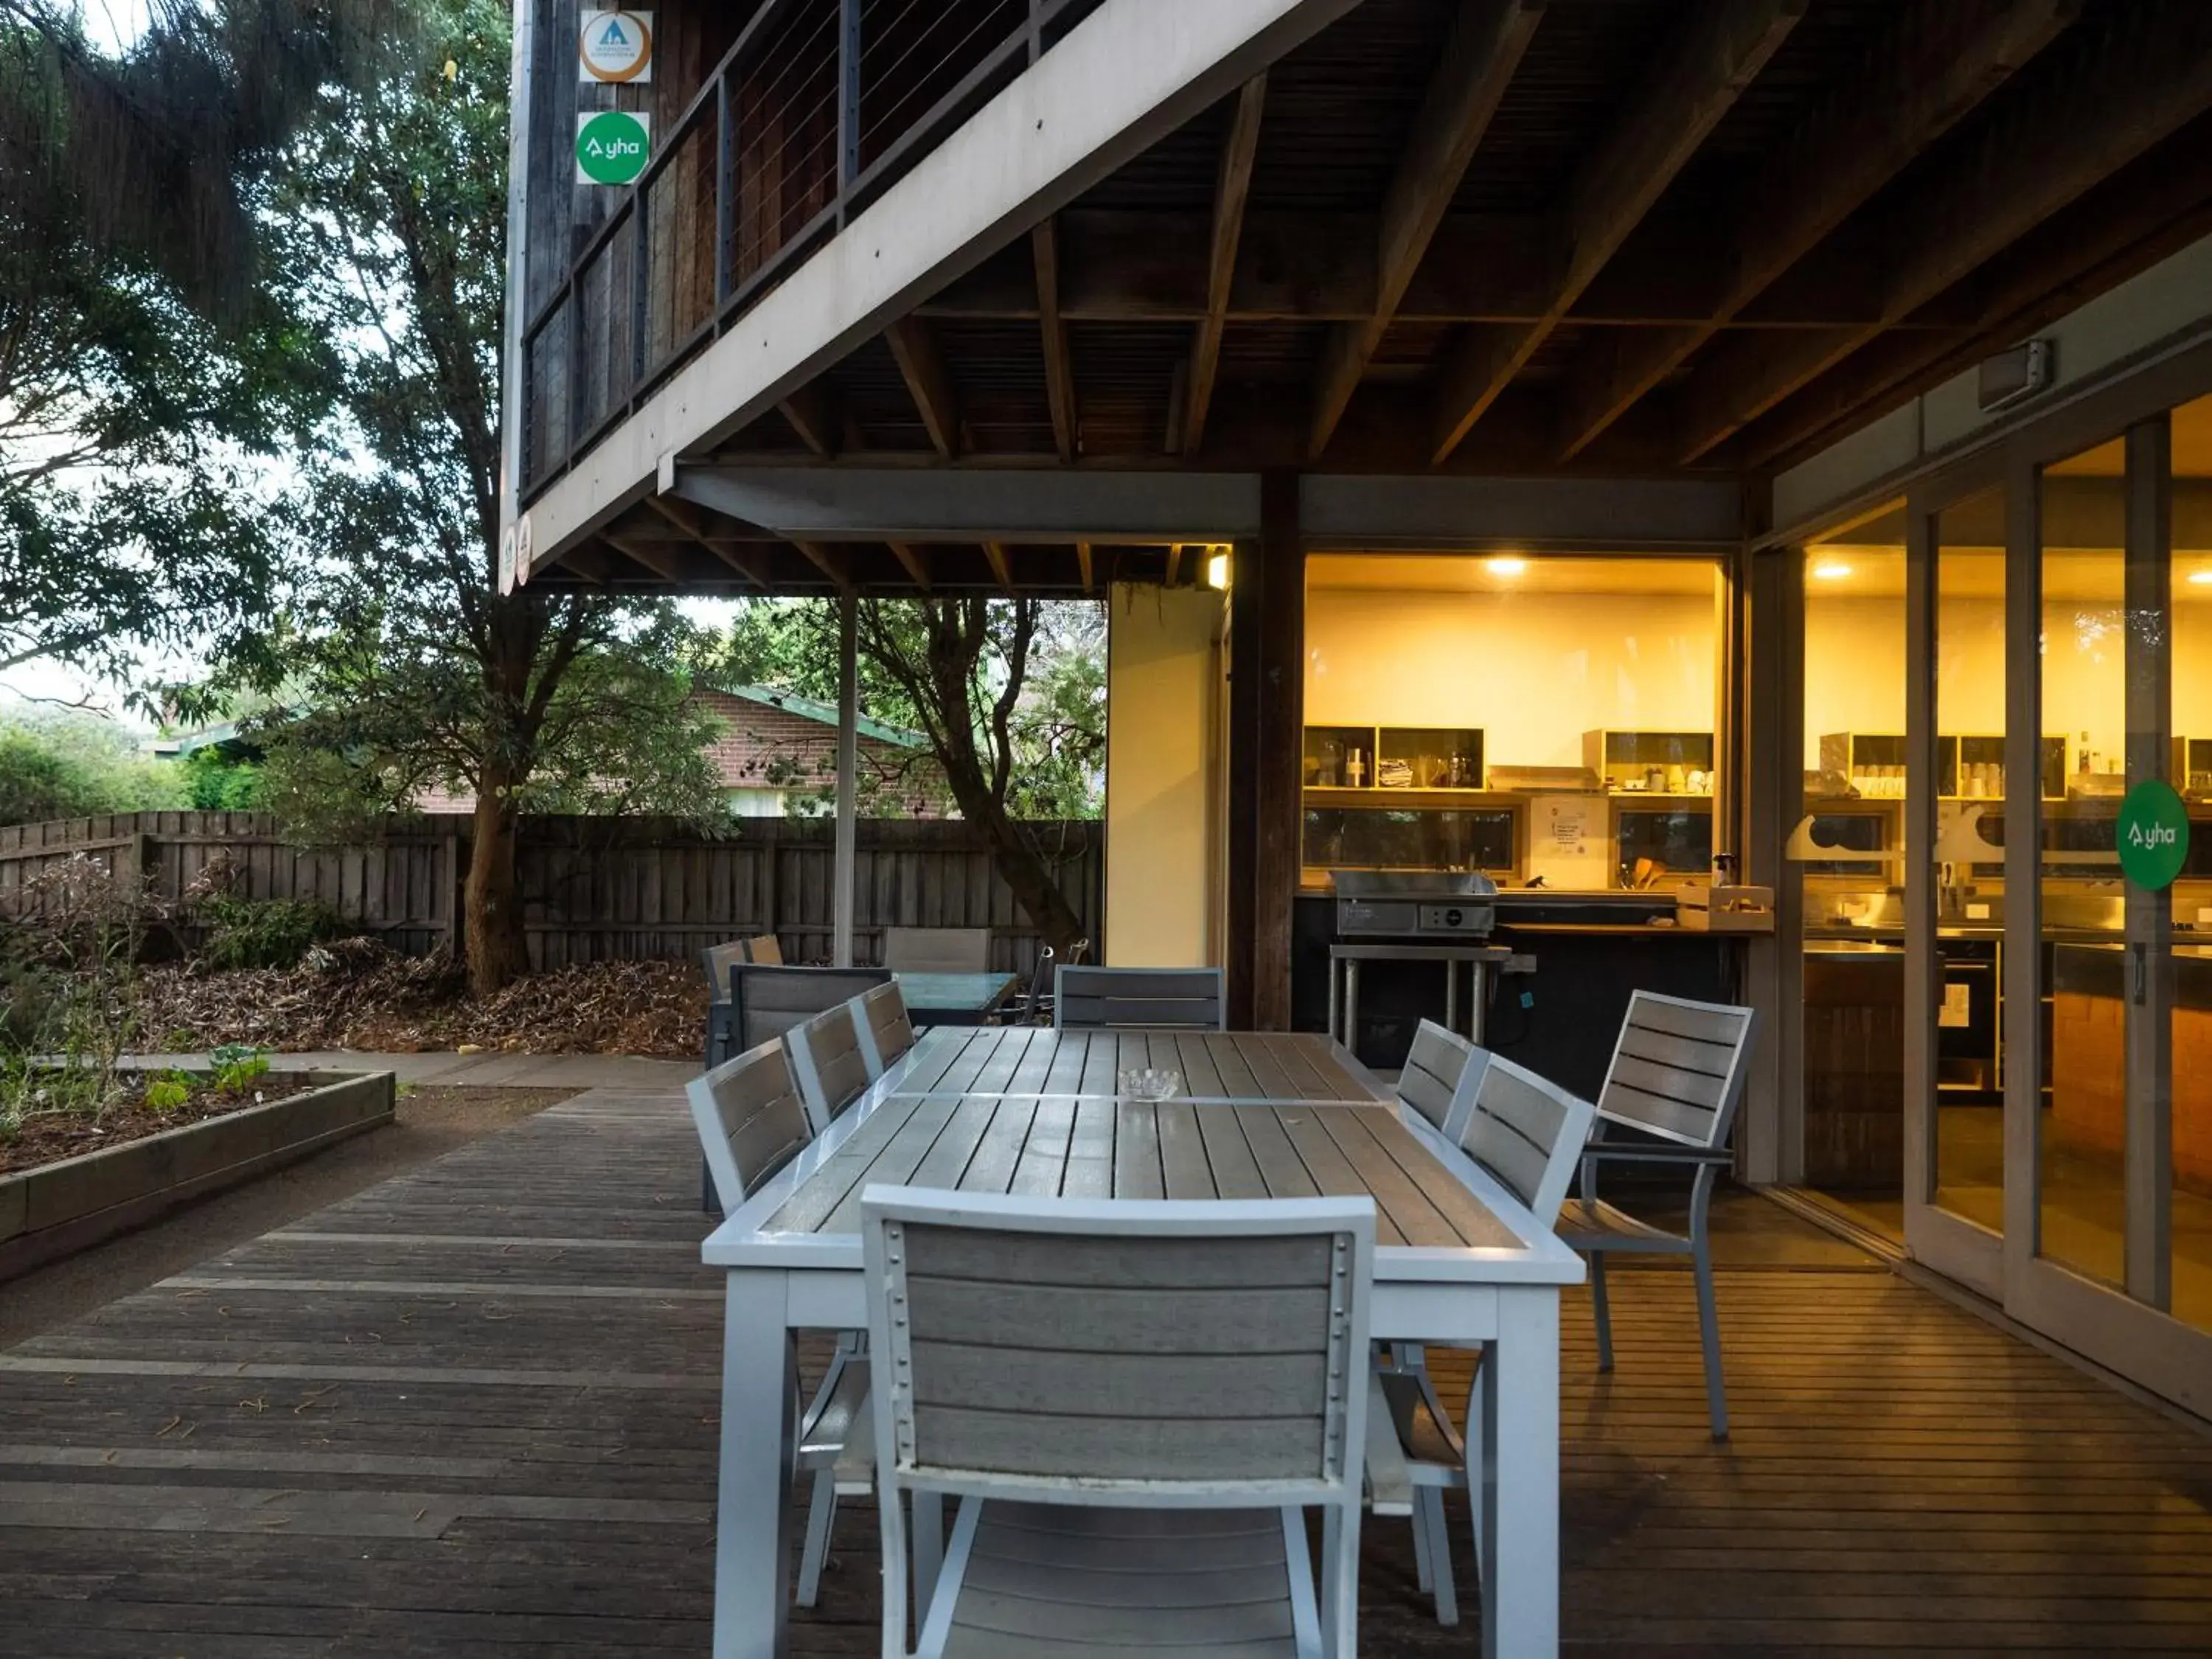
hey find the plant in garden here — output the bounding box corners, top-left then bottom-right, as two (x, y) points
(143, 1074), (190, 1112)
(234, 0), (727, 995)
(0, 854), (161, 1120)
(198, 895), (350, 970)
(209, 1043), (269, 1092)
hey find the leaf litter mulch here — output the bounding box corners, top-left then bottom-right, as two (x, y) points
(135, 938), (705, 1059)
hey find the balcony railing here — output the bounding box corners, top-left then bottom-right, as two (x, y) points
(520, 0), (1101, 504)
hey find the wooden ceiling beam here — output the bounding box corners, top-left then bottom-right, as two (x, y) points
(1183, 74), (1267, 456)
(886, 540), (933, 589)
(1307, 0), (1545, 462)
(790, 538), (854, 589)
(1553, 0), (2079, 460)
(885, 316), (961, 459)
(1674, 4), (2212, 462)
(553, 543), (613, 586)
(640, 493), (770, 588)
(601, 532), (696, 585)
(1431, 0), (1806, 464)
(983, 540), (1015, 591)
(1077, 540), (1094, 591)
(778, 384), (841, 459)
(1032, 219), (1078, 464)
(1745, 130), (2212, 468)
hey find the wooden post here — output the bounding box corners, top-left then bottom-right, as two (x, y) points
(1253, 471), (1304, 1030)
(834, 591), (858, 967)
(1226, 471), (1304, 1030)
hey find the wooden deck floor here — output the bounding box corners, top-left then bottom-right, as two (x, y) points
(3, 1085), (2209, 1657)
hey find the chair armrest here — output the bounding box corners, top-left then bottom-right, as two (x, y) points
(1580, 1140), (1733, 1166)
(1363, 1372), (1413, 1517)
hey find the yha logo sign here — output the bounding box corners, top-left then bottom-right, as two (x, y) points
(576, 111), (652, 187)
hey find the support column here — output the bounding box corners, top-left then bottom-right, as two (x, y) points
(834, 592), (858, 968)
(2124, 414), (2173, 1310)
(1226, 472), (1303, 1030)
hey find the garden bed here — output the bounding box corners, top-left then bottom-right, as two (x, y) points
(0, 1070), (394, 1281)
(134, 939), (703, 1058)
(0, 1071), (321, 1177)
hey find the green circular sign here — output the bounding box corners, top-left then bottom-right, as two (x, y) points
(2118, 778), (2190, 890)
(577, 110), (650, 186)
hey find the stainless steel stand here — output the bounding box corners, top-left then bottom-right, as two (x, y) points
(1328, 942), (1517, 1057)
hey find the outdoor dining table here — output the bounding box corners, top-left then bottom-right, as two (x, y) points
(700, 1023), (1585, 1659)
(891, 968), (1022, 1026)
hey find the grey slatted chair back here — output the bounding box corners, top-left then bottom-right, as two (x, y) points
(1597, 991), (1756, 1151)
(863, 1187), (1374, 1495)
(1460, 1051), (1597, 1228)
(728, 964), (891, 1052)
(852, 980), (917, 1079)
(700, 939), (750, 999)
(881, 925), (992, 973)
(787, 1000), (874, 1133)
(1053, 965), (1227, 1031)
(686, 1038), (813, 1212)
(1398, 1018), (1489, 1140)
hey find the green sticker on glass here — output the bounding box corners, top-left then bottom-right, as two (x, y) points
(2117, 778), (2189, 891)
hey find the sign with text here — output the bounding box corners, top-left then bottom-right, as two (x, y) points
(2117, 779), (2189, 891)
(577, 109), (651, 186)
(578, 10), (653, 83)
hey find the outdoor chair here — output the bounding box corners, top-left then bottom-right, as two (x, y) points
(1052, 964), (1226, 1031)
(1559, 990), (1757, 1441)
(700, 934), (789, 1069)
(787, 999), (874, 1133)
(860, 1186), (1382, 1659)
(1375, 1050), (1595, 1625)
(726, 963), (891, 1053)
(881, 925), (992, 973)
(686, 1040), (866, 1610)
(1395, 1018), (1490, 1141)
(852, 981), (917, 1078)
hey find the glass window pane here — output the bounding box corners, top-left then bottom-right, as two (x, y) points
(2039, 434), (2129, 1289)
(1797, 507), (1906, 1238)
(2171, 393), (2212, 1332)
(1933, 489), (2006, 1234)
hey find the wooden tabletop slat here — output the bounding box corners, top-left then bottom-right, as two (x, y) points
(1172, 1031), (1228, 1098)
(1230, 1034), (1305, 1102)
(1195, 1105), (1268, 1200)
(925, 1029), (1007, 1099)
(817, 1093), (967, 1237)
(1078, 1032), (1119, 1096)
(906, 1093), (1008, 1192)
(1206, 1037), (1267, 1100)
(1231, 1105), (1320, 1201)
(1007, 1032), (1059, 1095)
(1357, 1108), (1523, 1251)
(1010, 1098), (1077, 1197)
(1043, 1035), (1089, 1096)
(1062, 1099), (1116, 1198)
(1268, 1105), (1409, 1248)
(884, 1031), (1381, 1105)
(970, 1028), (1041, 1096)
(1114, 1099), (1164, 1200)
(1307, 1105), (1464, 1248)
(764, 1094), (931, 1235)
(955, 1094), (1041, 1196)
(896, 1026), (974, 1094)
(1154, 1102), (1216, 1200)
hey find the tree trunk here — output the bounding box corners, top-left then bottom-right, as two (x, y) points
(956, 783), (1088, 958)
(464, 777), (528, 995)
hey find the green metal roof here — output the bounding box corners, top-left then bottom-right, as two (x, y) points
(708, 684), (927, 750)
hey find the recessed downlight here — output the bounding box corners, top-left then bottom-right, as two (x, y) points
(1485, 557), (1528, 577)
(1811, 561), (1854, 581)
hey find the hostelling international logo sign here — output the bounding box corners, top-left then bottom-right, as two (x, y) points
(578, 10), (653, 83)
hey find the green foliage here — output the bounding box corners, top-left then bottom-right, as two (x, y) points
(209, 1043), (269, 1092)
(144, 1074), (191, 1111)
(178, 747), (264, 810)
(198, 895), (349, 970)
(0, 712), (185, 825)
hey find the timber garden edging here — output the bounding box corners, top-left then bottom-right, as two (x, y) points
(0, 1070), (395, 1281)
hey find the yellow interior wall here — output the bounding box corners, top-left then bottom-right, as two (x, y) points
(1304, 588), (1717, 770)
(1105, 584), (1225, 967)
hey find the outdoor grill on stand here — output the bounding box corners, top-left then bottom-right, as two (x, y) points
(1327, 871), (1519, 1059)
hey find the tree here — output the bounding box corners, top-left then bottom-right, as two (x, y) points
(855, 598), (1096, 956)
(0, 3), (399, 695)
(246, 0), (726, 995)
(0, 711), (184, 825)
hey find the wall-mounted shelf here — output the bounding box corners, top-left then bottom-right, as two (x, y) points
(1585, 729), (1714, 795)
(1304, 725), (1484, 791)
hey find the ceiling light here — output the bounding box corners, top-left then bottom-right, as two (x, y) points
(1811, 561), (1854, 581)
(1484, 557), (1528, 577)
(2188, 569), (2212, 587)
(1205, 550), (1230, 591)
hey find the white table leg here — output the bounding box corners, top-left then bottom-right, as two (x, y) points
(1482, 1285), (1560, 1659)
(716, 1270), (796, 1659)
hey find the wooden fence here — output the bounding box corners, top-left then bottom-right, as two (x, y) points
(0, 813), (1103, 974)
